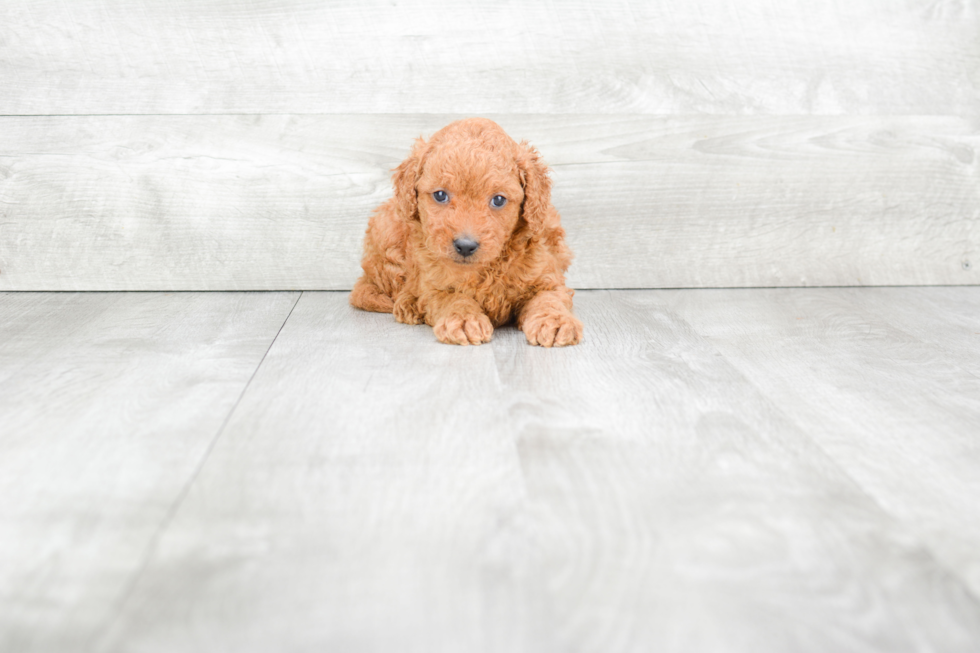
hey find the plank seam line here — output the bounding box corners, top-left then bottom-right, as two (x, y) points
(87, 290), (304, 651)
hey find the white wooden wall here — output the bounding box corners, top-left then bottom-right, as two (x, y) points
(1, 1), (977, 290)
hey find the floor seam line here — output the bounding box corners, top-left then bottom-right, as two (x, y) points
(86, 290), (304, 652)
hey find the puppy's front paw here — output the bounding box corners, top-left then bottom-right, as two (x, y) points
(434, 312), (493, 346)
(523, 311), (583, 347)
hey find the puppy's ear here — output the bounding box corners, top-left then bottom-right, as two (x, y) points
(391, 137), (428, 222)
(517, 141), (560, 236)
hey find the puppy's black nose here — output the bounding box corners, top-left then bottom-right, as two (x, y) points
(453, 237), (480, 258)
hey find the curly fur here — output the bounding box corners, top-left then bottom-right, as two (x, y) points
(350, 118), (583, 347)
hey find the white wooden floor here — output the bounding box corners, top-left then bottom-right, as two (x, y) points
(2, 288), (979, 653)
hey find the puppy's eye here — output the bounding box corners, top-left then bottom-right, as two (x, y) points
(432, 190), (449, 204)
(490, 195), (507, 209)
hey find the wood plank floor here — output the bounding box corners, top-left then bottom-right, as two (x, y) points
(1, 289), (979, 652)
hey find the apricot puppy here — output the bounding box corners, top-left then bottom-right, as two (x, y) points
(350, 118), (583, 347)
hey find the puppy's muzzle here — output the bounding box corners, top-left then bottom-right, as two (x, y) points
(453, 237), (480, 258)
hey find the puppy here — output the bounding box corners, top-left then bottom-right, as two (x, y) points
(350, 118), (583, 347)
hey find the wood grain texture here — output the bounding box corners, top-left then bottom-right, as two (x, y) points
(90, 291), (980, 653)
(845, 286), (980, 378)
(1, 0), (978, 115)
(1, 114), (976, 290)
(94, 292), (523, 653)
(662, 287), (980, 599)
(0, 291), (299, 653)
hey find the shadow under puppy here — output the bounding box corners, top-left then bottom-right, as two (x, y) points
(350, 118), (583, 347)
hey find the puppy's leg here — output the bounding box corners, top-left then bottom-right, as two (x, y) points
(350, 276), (394, 313)
(518, 288), (583, 347)
(424, 292), (493, 346)
(351, 201), (413, 314)
(392, 292), (424, 325)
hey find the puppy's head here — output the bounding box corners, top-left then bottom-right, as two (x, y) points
(392, 118), (554, 267)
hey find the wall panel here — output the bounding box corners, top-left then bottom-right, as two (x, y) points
(1, 0), (977, 115)
(1, 115), (976, 290)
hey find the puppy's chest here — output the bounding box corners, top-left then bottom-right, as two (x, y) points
(421, 277), (527, 326)
(416, 260), (535, 325)
(470, 282), (531, 326)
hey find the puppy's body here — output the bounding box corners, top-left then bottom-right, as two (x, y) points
(351, 118), (583, 347)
